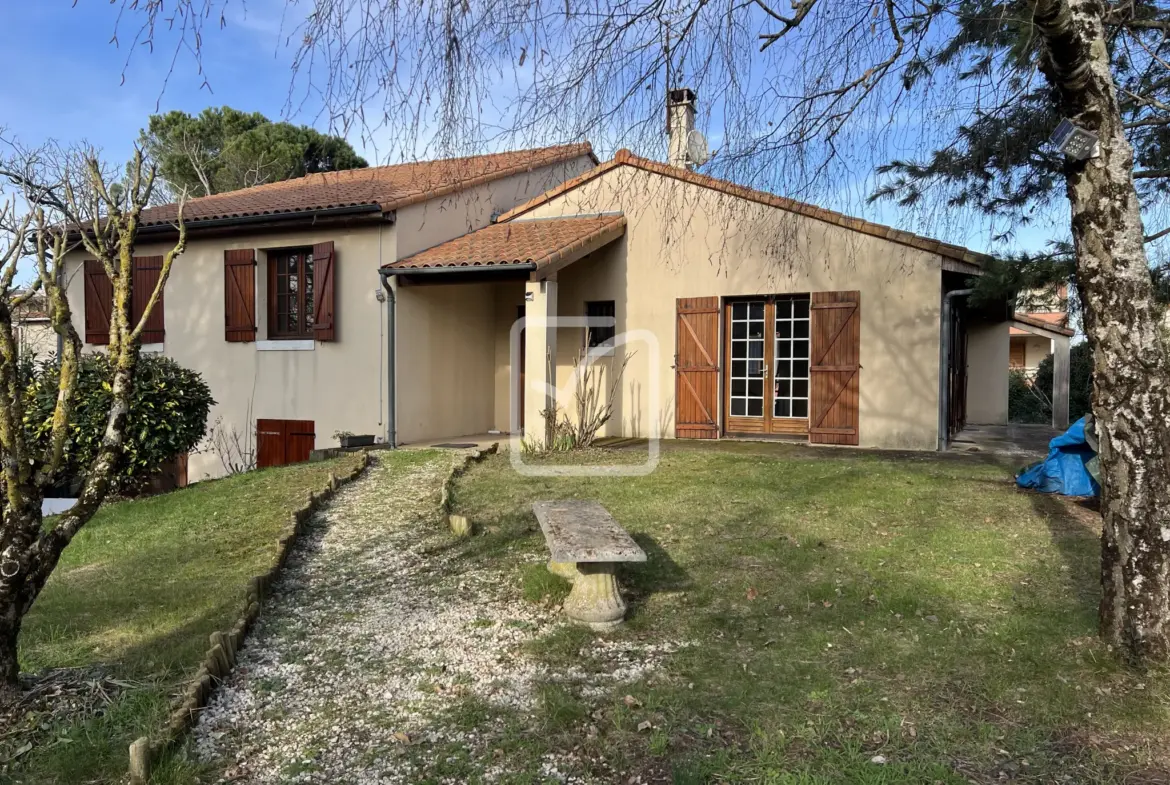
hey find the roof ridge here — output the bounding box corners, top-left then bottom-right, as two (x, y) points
(138, 142), (596, 227)
(499, 148), (991, 268)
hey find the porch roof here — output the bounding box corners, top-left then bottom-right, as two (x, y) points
(384, 214), (626, 277)
(1011, 311), (1074, 337)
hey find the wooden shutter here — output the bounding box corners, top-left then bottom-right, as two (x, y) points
(1009, 338), (1026, 369)
(312, 240), (336, 342)
(809, 291), (861, 445)
(256, 419), (285, 468)
(675, 297), (720, 439)
(224, 249), (257, 342)
(256, 419), (316, 468)
(131, 256), (166, 344)
(83, 259), (112, 345)
(286, 420), (316, 463)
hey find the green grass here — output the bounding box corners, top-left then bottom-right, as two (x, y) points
(445, 442), (1170, 783)
(10, 452), (370, 785)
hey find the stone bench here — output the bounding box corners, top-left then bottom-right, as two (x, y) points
(532, 500), (647, 631)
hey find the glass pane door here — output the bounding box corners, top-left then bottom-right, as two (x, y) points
(729, 301), (766, 417)
(773, 297), (811, 419)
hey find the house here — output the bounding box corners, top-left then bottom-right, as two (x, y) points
(13, 292), (56, 360)
(63, 145), (597, 479)
(1010, 312), (1074, 374)
(64, 92), (1067, 479)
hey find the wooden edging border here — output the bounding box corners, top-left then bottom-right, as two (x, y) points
(128, 452), (373, 785)
(439, 443), (499, 519)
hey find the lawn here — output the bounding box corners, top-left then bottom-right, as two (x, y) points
(7, 452), (368, 785)
(440, 442), (1170, 784)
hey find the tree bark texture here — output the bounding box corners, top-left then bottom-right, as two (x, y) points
(1035, 0), (1170, 661)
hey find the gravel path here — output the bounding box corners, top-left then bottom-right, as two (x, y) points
(192, 450), (683, 784)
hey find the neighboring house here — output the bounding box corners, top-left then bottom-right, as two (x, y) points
(1010, 285), (1072, 374)
(63, 93), (1068, 480)
(14, 293), (56, 360)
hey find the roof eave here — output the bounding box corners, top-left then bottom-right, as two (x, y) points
(499, 152), (992, 269)
(383, 262), (539, 276)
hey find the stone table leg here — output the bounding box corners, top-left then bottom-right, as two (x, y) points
(547, 560), (581, 582)
(562, 562), (626, 631)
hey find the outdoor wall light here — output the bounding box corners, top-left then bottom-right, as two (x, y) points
(1051, 119), (1100, 160)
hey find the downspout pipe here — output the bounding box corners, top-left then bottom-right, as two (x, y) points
(378, 269), (397, 449)
(938, 288), (973, 451)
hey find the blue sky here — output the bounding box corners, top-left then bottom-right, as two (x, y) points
(0, 1), (1067, 255)
(0, 2), (327, 161)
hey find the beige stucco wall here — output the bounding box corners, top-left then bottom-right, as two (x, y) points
(1010, 334), (1054, 372)
(64, 222), (393, 481)
(395, 281), (499, 443)
(967, 321), (1010, 424)
(517, 166), (947, 450)
(62, 154), (594, 479)
(1022, 334), (1052, 370)
(492, 283), (527, 431)
(17, 320), (56, 360)
(391, 158), (594, 444)
(395, 158), (594, 259)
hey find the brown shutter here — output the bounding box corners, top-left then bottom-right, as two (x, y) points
(675, 297), (720, 438)
(131, 256), (166, 344)
(286, 420), (316, 463)
(256, 419), (285, 468)
(809, 291), (861, 445)
(83, 259), (112, 345)
(224, 249), (257, 342)
(312, 240), (336, 342)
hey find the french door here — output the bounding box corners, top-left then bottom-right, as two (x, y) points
(724, 296), (811, 436)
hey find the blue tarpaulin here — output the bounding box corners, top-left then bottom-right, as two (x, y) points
(1016, 416), (1100, 497)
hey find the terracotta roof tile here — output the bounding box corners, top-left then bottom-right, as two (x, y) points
(139, 143), (595, 227)
(1012, 311), (1074, 336)
(499, 149), (993, 268)
(387, 214), (626, 271)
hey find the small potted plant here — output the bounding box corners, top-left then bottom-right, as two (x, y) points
(334, 430), (376, 449)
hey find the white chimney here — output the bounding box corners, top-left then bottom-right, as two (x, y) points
(666, 88), (697, 170)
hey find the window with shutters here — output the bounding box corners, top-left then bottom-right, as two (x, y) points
(84, 257), (166, 345)
(267, 248), (315, 339)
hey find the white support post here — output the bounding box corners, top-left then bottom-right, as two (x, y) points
(524, 279), (558, 447)
(1052, 334), (1071, 431)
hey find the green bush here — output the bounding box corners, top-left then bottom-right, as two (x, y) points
(24, 353), (215, 494)
(1008, 370), (1050, 424)
(1008, 342), (1093, 425)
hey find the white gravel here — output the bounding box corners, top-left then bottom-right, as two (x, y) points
(191, 451), (682, 784)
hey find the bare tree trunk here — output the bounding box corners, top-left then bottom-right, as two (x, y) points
(0, 600), (21, 691)
(0, 502), (45, 695)
(1036, 0), (1170, 661)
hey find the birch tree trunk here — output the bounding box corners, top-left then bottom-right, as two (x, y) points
(1035, 0), (1170, 661)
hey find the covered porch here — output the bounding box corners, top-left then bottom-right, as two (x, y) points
(382, 214), (628, 446)
(1010, 312), (1074, 431)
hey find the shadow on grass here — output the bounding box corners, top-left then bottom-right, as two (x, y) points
(445, 450), (1170, 783)
(1024, 486), (1104, 613)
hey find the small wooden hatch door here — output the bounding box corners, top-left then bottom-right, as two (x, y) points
(809, 291), (861, 445)
(675, 297), (720, 438)
(256, 419), (316, 468)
